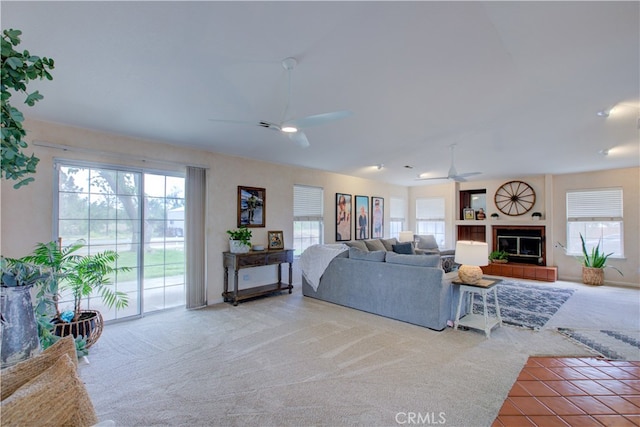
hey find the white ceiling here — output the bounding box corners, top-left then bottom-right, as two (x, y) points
(3, 1), (639, 186)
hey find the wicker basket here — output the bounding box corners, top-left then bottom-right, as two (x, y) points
(51, 310), (104, 348)
(582, 267), (604, 286)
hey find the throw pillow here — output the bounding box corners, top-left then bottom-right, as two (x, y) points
(1, 335), (76, 400)
(364, 239), (386, 252)
(380, 238), (398, 252)
(416, 235), (439, 251)
(392, 242), (414, 254)
(0, 354), (98, 427)
(386, 252), (440, 267)
(349, 247), (386, 262)
(345, 241), (368, 251)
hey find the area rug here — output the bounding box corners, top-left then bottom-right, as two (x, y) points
(557, 328), (640, 361)
(472, 280), (575, 331)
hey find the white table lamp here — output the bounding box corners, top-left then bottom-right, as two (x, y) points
(454, 240), (489, 284)
(398, 231), (414, 243)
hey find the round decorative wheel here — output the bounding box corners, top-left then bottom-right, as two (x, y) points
(494, 180), (536, 216)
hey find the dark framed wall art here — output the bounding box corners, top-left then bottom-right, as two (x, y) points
(355, 195), (369, 240)
(237, 186), (265, 228)
(335, 193), (352, 241)
(371, 197), (384, 238)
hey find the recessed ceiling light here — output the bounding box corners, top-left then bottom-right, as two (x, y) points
(596, 109), (610, 117)
(376, 163), (384, 170)
(598, 149), (609, 156)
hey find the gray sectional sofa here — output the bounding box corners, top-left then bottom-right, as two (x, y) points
(301, 239), (466, 331)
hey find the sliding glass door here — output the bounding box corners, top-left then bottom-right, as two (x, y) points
(56, 162), (185, 321)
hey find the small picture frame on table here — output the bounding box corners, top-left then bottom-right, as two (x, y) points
(267, 230), (284, 250)
(463, 208), (475, 220)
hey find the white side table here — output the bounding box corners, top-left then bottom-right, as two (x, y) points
(453, 278), (502, 338)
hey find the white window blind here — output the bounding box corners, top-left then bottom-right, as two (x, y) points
(389, 197), (404, 220)
(294, 185), (323, 219)
(416, 198), (445, 219)
(567, 188), (623, 220)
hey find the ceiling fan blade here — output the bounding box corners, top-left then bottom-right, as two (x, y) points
(288, 131), (310, 148)
(286, 110), (353, 129)
(455, 172), (482, 178)
(415, 176), (450, 181)
(209, 118), (255, 125)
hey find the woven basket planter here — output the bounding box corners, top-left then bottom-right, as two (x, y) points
(52, 310), (104, 348)
(582, 267), (604, 286)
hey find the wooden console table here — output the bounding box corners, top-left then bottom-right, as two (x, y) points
(223, 249), (294, 306)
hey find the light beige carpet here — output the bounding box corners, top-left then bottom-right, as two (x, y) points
(80, 279), (639, 426)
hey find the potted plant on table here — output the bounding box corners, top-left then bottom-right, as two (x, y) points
(0, 257), (50, 366)
(227, 227), (252, 254)
(578, 234), (622, 286)
(489, 250), (509, 263)
(25, 239), (129, 348)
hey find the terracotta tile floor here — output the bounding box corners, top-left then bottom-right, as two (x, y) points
(493, 357), (640, 426)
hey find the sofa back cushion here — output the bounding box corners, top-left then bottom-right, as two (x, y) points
(349, 247), (386, 262)
(345, 241), (368, 251)
(416, 235), (439, 251)
(364, 239), (386, 252)
(380, 238), (398, 251)
(385, 252), (440, 267)
(392, 242), (414, 254)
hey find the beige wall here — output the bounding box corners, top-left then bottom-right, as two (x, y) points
(408, 170), (639, 288)
(1, 119), (406, 304)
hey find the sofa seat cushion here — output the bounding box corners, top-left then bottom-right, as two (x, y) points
(386, 252), (440, 267)
(349, 247), (386, 262)
(392, 242), (414, 254)
(364, 239), (386, 252)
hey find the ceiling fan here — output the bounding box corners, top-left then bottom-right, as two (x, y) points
(210, 57), (352, 148)
(416, 144), (482, 182)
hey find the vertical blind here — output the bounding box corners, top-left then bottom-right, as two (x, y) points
(185, 166), (207, 309)
(293, 185), (323, 219)
(567, 188), (623, 220)
(416, 197), (445, 219)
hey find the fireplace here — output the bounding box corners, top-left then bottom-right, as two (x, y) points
(492, 226), (546, 265)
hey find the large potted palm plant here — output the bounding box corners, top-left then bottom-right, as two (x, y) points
(25, 239), (129, 348)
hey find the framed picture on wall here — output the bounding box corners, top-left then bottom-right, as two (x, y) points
(355, 195), (369, 240)
(371, 197), (384, 238)
(237, 186), (265, 228)
(336, 193), (352, 241)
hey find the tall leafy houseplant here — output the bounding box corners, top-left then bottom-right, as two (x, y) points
(1, 28), (55, 189)
(24, 240), (129, 349)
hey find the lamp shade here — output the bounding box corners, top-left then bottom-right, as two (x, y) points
(398, 231), (414, 243)
(454, 241), (489, 266)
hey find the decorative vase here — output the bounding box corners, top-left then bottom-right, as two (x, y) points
(1, 286), (41, 367)
(51, 310), (103, 348)
(582, 267), (604, 286)
(229, 240), (250, 254)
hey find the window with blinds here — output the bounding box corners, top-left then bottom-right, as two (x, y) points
(416, 197), (446, 247)
(566, 188), (623, 256)
(389, 197), (405, 239)
(293, 185), (324, 256)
